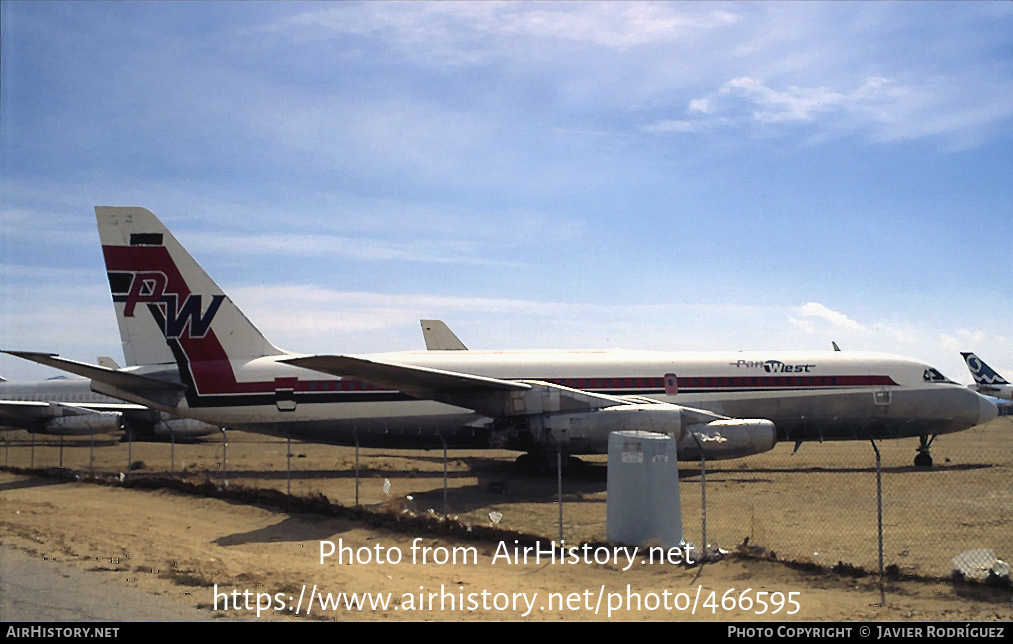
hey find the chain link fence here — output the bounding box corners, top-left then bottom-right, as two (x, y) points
(3, 415), (1010, 579)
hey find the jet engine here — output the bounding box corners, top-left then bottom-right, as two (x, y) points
(677, 419), (777, 460)
(534, 403), (685, 452)
(152, 417), (219, 438)
(531, 403), (776, 459)
(45, 412), (122, 435)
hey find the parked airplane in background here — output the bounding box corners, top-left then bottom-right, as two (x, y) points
(0, 374), (219, 439)
(1, 374), (134, 436)
(961, 352), (1013, 401)
(4, 207), (998, 469)
(1, 357), (217, 441)
(421, 320), (467, 351)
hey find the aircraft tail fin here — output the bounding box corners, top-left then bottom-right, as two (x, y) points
(420, 319), (468, 351)
(97, 356), (121, 370)
(961, 352), (1009, 386)
(96, 207), (283, 368)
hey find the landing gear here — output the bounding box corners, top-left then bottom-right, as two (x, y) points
(514, 451), (583, 473)
(515, 452), (547, 473)
(914, 435), (936, 468)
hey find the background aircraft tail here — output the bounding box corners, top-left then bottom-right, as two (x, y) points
(421, 319), (468, 350)
(961, 352), (1009, 385)
(96, 207), (283, 367)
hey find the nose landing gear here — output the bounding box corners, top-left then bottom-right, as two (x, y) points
(914, 434), (936, 468)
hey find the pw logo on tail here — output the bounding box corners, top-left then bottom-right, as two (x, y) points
(110, 270), (224, 340)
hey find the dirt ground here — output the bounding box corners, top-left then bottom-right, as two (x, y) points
(1, 419), (1011, 621)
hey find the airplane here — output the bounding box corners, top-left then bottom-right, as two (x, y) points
(1, 376), (125, 436)
(961, 352), (1013, 401)
(419, 321), (999, 467)
(1, 355), (219, 440)
(421, 320), (468, 351)
(0, 375), (220, 439)
(3, 207), (998, 470)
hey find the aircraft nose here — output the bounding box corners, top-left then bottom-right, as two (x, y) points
(978, 395), (998, 426)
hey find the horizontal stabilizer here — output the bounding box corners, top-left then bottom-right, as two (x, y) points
(2, 351), (184, 391)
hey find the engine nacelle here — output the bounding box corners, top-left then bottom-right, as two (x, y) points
(538, 403), (687, 453)
(676, 419), (777, 460)
(45, 413), (122, 435)
(532, 403), (776, 460)
(153, 418), (219, 438)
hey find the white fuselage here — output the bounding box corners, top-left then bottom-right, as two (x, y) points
(971, 383), (1013, 401)
(102, 349), (996, 450)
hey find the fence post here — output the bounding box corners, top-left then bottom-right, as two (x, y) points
(691, 433), (707, 559)
(869, 438), (885, 605)
(439, 435), (449, 518)
(354, 432), (360, 508)
(557, 443), (564, 546)
(220, 428), (228, 488)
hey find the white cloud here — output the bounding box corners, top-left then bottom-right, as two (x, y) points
(186, 232), (519, 266)
(940, 328), (989, 351)
(797, 302), (866, 331)
(687, 74), (1013, 148)
(788, 316), (815, 334)
(719, 77), (845, 123)
(272, 3), (741, 57)
(642, 120), (699, 134)
(688, 98), (712, 114)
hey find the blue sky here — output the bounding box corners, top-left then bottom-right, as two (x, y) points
(2, 2), (1011, 383)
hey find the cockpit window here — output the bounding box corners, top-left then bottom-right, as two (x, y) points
(923, 368), (949, 382)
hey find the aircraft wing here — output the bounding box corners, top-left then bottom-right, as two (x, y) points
(0, 400), (52, 418)
(281, 354), (630, 417)
(2, 352), (184, 391)
(0, 399), (142, 419)
(62, 402), (150, 411)
(283, 355), (529, 395)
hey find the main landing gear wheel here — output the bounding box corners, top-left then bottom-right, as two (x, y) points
(914, 435), (936, 468)
(514, 452), (547, 473)
(514, 451), (582, 473)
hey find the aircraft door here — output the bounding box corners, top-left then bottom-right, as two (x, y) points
(873, 389), (892, 406)
(664, 373), (679, 395)
(275, 377), (297, 412)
